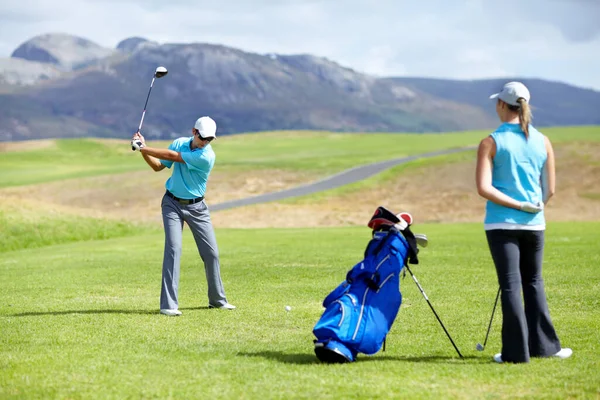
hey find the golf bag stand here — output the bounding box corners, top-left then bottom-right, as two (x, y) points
(403, 264), (463, 358)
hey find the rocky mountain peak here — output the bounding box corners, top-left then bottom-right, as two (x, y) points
(11, 33), (115, 71)
(116, 37), (159, 53)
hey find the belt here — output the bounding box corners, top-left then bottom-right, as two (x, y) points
(165, 190), (204, 205)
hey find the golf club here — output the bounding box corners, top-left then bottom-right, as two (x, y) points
(476, 287), (501, 351)
(132, 66), (168, 150)
(414, 233), (428, 248)
(404, 264), (463, 358)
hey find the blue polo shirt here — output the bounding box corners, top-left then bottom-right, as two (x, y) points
(160, 137), (215, 199)
(485, 123), (547, 227)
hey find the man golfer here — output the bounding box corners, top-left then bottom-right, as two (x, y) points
(131, 116), (235, 316)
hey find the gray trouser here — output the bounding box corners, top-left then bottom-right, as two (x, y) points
(486, 229), (561, 363)
(160, 194), (228, 310)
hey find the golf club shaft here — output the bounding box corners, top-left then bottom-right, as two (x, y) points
(483, 287), (501, 348)
(138, 76), (157, 132)
(132, 75), (156, 150)
(405, 264), (463, 358)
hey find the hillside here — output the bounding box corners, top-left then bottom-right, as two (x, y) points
(388, 77), (600, 128)
(1, 127), (598, 227)
(0, 33), (599, 141)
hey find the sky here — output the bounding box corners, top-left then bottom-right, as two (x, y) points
(1, 0), (599, 90)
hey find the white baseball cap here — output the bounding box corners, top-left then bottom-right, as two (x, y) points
(489, 81), (531, 106)
(194, 116), (217, 139)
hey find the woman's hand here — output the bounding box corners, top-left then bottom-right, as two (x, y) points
(520, 201), (544, 213)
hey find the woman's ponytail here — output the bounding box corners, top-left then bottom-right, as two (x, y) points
(517, 98), (531, 138)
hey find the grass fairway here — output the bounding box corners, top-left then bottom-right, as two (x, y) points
(1, 222), (599, 399)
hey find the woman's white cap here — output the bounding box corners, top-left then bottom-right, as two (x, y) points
(194, 116), (217, 138)
(489, 81), (530, 106)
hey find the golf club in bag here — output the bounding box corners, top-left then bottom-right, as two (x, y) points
(132, 66), (168, 150)
(476, 287), (501, 351)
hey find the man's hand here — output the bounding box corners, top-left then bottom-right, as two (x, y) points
(520, 201), (544, 213)
(131, 138), (145, 151)
(131, 132), (146, 151)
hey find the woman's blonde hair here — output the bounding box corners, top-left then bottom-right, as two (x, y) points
(517, 98), (531, 137)
(508, 98), (532, 138)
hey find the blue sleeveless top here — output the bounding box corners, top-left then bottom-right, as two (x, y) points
(484, 123), (547, 226)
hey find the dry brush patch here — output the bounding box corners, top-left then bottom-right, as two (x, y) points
(0, 168), (320, 224)
(0, 139), (56, 152)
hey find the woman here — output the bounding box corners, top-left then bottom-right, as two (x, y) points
(475, 81), (571, 363)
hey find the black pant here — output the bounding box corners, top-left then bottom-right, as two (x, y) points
(486, 229), (561, 363)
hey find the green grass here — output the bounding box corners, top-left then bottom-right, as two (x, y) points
(212, 126), (600, 173)
(1, 222), (599, 399)
(2, 126), (599, 188)
(1, 125), (599, 398)
(0, 140), (145, 188)
(0, 206), (156, 253)
(580, 192), (600, 201)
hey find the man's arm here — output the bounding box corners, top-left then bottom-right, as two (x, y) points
(140, 151), (166, 172)
(131, 132), (184, 171)
(141, 147), (184, 164)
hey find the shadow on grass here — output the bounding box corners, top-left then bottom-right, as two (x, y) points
(5, 305), (216, 317)
(238, 351), (320, 365)
(375, 355), (485, 364)
(238, 351), (482, 365)
(7, 309), (159, 317)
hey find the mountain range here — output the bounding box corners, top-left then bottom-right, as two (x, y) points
(1, 33), (599, 141)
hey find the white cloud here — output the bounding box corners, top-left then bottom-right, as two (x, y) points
(0, 0), (599, 89)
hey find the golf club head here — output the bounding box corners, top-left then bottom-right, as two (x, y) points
(154, 66), (168, 78)
(476, 343), (484, 351)
(414, 233), (428, 248)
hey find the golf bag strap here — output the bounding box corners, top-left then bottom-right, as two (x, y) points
(401, 226), (420, 265)
(365, 273), (380, 291)
(364, 227), (396, 258)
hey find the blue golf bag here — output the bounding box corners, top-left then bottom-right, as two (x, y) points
(313, 222), (419, 363)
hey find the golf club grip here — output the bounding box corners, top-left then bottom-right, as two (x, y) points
(132, 110), (147, 151)
(131, 121), (143, 151)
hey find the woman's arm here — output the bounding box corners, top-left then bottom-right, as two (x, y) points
(475, 136), (524, 210)
(542, 136), (556, 204)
